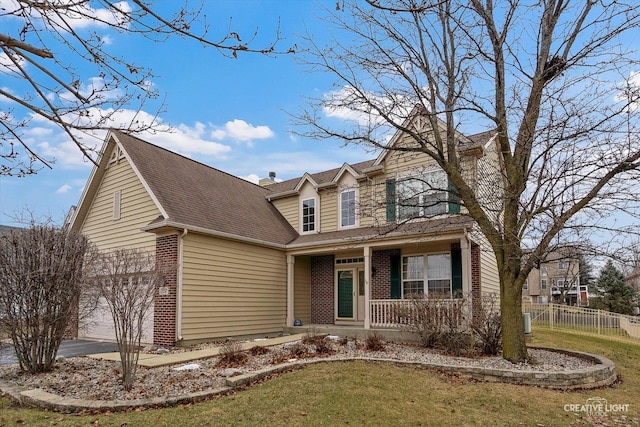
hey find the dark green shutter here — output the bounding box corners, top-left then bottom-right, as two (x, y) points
(451, 245), (463, 298)
(390, 253), (401, 299)
(386, 178), (396, 221)
(337, 273), (353, 318)
(448, 178), (460, 213)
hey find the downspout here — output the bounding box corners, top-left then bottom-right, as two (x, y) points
(177, 228), (188, 342)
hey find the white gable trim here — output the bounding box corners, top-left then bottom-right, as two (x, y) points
(333, 163), (364, 183)
(111, 132), (169, 220)
(293, 173), (320, 192)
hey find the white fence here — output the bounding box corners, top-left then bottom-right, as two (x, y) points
(522, 303), (640, 340)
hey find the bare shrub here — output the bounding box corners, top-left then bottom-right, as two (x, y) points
(248, 345), (270, 356)
(0, 223), (99, 373)
(217, 340), (248, 368)
(365, 332), (385, 352)
(399, 294), (470, 349)
(287, 342), (309, 359)
(302, 327), (325, 346)
(90, 248), (165, 391)
(472, 294), (502, 356)
(314, 338), (334, 355)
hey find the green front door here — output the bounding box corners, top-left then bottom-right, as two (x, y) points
(337, 270), (354, 318)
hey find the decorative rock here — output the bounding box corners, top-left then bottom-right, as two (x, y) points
(221, 368), (243, 377)
(156, 348), (170, 355)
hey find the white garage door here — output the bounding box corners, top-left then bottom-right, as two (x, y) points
(79, 297), (154, 344)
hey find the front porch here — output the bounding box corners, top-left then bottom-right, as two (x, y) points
(285, 230), (482, 331)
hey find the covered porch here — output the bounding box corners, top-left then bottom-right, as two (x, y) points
(285, 226), (481, 330)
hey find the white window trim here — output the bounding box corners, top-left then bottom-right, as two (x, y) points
(541, 279), (548, 290)
(301, 197), (318, 234)
(339, 188), (358, 229)
(401, 252), (452, 299)
(540, 266), (548, 277)
(522, 280), (528, 290)
(396, 169), (449, 221)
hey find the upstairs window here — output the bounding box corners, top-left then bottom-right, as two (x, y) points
(541, 279), (548, 290)
(522, 280), (528, 290)
(340, 189), (356, 228)
(558, 261), (569, 270)
(397, 170), (449, 221)
(302, 198), (316, 233)
(541, 266), (548, 276)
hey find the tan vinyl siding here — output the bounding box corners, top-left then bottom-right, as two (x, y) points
(272, 197), (299, 231)
(476, 139), (504, 224)
(181, 233), (287, 340)
(319, 188), (338, 233)
(473, 229), (500, 296)
(293, 256), (311, 323)
(80, 158), (159, 251)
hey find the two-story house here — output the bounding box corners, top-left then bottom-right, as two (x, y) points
(522, 248), (588, 306)
(70, 118), (501, 346)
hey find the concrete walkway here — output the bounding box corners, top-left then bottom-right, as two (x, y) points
(88, 333), (307, 367)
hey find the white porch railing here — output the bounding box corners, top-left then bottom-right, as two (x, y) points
(522, 303), (640, 340)
(370, 298), (467, 328)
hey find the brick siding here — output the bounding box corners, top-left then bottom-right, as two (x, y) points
(371, 249), (400, 299)
(310, 255), (334, 324)
(471, 243), (482, 324)
(154, 233), (179, 346)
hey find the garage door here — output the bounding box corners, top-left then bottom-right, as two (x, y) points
(79, 297), (154, 344)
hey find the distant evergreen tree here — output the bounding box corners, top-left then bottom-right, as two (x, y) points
(590, 261), (638, 315)
(578, 254), (594, 291)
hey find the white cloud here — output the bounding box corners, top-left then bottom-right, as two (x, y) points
(240, 174), (261, 184)
(210, 119), (275, 147)
(56, 184), (72, 194)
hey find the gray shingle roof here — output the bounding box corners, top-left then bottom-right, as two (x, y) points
(113, 130), (298, 246)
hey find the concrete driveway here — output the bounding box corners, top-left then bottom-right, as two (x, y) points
(0, 340), (119, 366)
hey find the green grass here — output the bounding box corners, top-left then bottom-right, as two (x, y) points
(1, 329), (639, 426)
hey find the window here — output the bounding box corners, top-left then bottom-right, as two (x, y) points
(537, 296), (548, 304)
(402, 255), (424, 296)
(558, 261), (569, 270)
(112, 190), (121, 220)
(401, 253), (452, 298)
(556, 279), (566, 289)
(541, 279), (548, 290)
(340, 189), (356, 228)
(397, 170), (448, 221)
(540, 266), (548, 277)
(427, 253), (452, 297)
(522, 280), (528, 290)
(302, 198), (316, 233)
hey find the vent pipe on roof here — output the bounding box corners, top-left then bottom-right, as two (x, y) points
(259, 171), (277, 187)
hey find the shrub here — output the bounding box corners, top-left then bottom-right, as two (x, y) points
(248, 345), (270, 356)
(398, 293), (469, 349)
(302, 327), (325, 346)
(216, 340), (248, 368)
(472, 294), (502, 355)
(314, 338), (333, 355)
(365, 332), (385, 351)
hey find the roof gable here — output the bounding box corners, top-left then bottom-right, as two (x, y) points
(74, 130), (298, 246)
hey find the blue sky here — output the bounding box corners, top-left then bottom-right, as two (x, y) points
(1, 0), (375, 226)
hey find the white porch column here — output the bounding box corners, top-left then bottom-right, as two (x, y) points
(286, 255), (295, 327)
(364, 245), (371, 329)
(461, 237), (471, 296)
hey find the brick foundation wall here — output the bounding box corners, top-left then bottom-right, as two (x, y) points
(371, 249), (399, 299)
(310, 255), (334, 324)
(154, 234), (179, 346)
(471, 243), (482, 325)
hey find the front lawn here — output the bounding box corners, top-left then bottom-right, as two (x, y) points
(1, 328), (638, 426)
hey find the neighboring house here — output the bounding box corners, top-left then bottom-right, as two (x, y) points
(627, 269), (640, 293)
(70, 118), (502, 346)
(522, 248), (588, 306)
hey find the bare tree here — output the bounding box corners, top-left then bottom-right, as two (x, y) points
(91, 248), (163, 391)
(0, 223), (98, 373)
(1, 1), (291, 176)
(296, 1), (640, 362)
